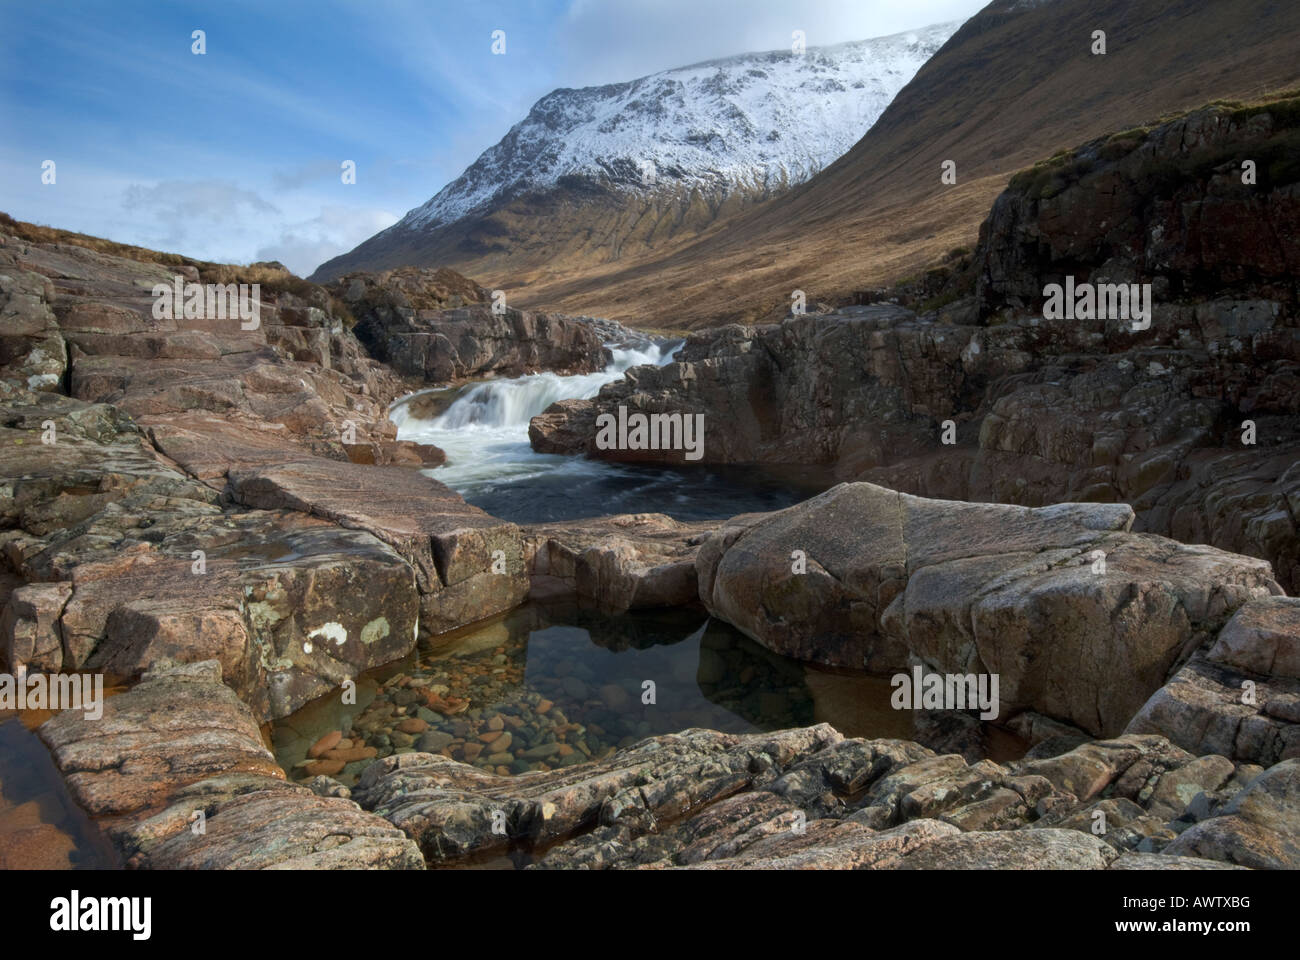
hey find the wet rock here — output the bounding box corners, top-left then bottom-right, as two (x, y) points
(304, 758), (346, 777)
(523, 513), (711, 611)
(0, 822), (78, 870)
(308, 730), (343, 758)
(416, 731), (455, 753)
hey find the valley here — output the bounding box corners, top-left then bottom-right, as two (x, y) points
(1, 0), (1298, 883)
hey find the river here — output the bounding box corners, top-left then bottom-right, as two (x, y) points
(389, 340), (826, 523)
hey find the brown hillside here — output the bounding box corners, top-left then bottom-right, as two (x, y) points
(310, 181), (780, 291)
(509, 0), (1300, 329)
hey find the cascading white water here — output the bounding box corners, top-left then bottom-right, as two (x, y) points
(389, 341), (683, 504)
(389, 337), (816, 523)
(426, 341), (674, 431)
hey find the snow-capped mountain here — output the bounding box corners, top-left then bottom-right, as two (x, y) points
(312, 21), (961, 282)
(406, 21), (960, 229)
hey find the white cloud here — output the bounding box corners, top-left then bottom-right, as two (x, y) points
(555, 0), (983, 86)
(123, 178), (278, 223)
(255, 205), (399, 277)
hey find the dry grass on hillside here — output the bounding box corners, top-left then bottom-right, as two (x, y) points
(1, 212), (354, 324)
(504, 0), (1300, 329)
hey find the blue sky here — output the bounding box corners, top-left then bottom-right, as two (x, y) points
(0, 0), (984, 275)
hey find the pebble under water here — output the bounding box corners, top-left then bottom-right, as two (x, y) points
(272, 601), (919, 790)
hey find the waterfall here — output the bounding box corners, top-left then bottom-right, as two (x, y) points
(388, 337), (813, 524)
(395, 340), (682, 433)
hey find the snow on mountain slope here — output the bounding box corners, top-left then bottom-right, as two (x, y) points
(398, 21), (962, 233)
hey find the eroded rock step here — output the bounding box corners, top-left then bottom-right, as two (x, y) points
(348, 725), (1298, 870)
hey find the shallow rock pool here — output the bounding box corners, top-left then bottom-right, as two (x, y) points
(272, 600), (931, 786)
(0, 716), (118, 869)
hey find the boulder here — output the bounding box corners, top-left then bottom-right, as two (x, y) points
(696, 482), (1279, 734)
(523, 512), (713, 611)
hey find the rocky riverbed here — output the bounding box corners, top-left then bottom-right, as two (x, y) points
(1, 96), (1298, 871)
(531, 101), (1300, 593)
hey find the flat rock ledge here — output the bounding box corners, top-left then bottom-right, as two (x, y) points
(38, 660), (422, 869)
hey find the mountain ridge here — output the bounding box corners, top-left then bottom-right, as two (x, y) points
(310, 21), (963, 283)
(499, 0), (1300, 328)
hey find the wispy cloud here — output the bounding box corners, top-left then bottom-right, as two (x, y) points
(0, 0), (984, 276)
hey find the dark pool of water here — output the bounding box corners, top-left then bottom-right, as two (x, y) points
(273, 600), (974, 787)
(0, 717), (119, 869)
(461, 461), (833, 524)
